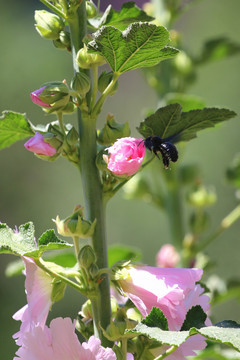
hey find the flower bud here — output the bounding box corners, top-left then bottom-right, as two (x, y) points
(76, 44), (106, 69)
(53, 38), (66, 50)
(173, 51), (193, 75)
(53, 205), (96, 238)
(98, 71), (118, 96)
(34, 10), (64, 40)
(156, 244), (180, 268)
(31, 81), (70, 113)
(24, 132), (58, 157)
(59, 30), (71, 49)
(226, 153), (240, 188)
(98, 114), (130, 145)
(86, 0), (98, 18)
(71, 72), (91, 97)
(66, 126), (79, 145)
(186, 185), (217, 207)
(78, 245), (96, 269)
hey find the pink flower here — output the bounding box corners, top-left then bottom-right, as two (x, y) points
(30, 86), (51, 107)
(14, 317), (116, 360)
(156, 244), (180, 268)
(24, 132), (57, 156)
(13, 257), (53, 346)
(104, 137), (145, 176)
(117, 265), (211, 359)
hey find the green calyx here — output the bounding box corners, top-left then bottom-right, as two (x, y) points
(71, 72), (91, 97)
(38, 81), (71, 113)
(35, 10), (65, 40)
(76, 44), (106, 69)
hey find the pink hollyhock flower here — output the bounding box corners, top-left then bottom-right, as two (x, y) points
(156, 244), (180, 268)
(14, 317), (116, 360)
(117, 265), (211, 359)
(30, 86), (51, 107)
(104, 137), (145, 176)
(13, 257), (53, 346)
(24, 132), (57, 156)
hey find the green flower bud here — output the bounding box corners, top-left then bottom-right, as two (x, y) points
(78, 245), (96, 269)
(34, 10), (64, 40)
(53, 205), (96, 238)
(186, 185), (217, 207)
(76, 44), (106, 69)
(66, 127), (79, 145)
(226, 153), (240, 188)
(98, 71), (119, 96)
(86, 0), (98, 18)
(38, 81), (70, 113)
(53, 38), (66, 50)
(173, 51), (193, 75)
(59, 30), (71, 49)
(189, 210), (210, 234)
(71, 72), (91, 97)
(98, 114), (130, 145)
(80, 299), (93, 319)
(51, 279), (66, 303)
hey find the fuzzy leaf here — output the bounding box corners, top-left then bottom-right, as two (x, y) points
(0, 222), (37, 255)
(0, 111), (34, 150)
(99, 2), (154, 30)
(142, 307), (168, 330)
(24, 229), (72, 257)
(88, 23), (178, 74)
(181, 305), (207, 331)
(137, 104), (237, 142)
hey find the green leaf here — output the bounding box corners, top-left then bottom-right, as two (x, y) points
(137, 104), (237, 142)
(0, 222), (37, 255)
(181, 305), (207, 331)
(108, 244), (142, 267)
(142, 307), (168, 330)
(98, 2), (154, 31)
(88, 23), (179, 74)
(24, 229), (72, 257)
(195, 37), (240, 65)
(127, 324), (240, 352)
(0, 111), (34, 150)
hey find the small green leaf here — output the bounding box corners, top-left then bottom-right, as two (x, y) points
(195, 37), (240, 65)
(181, 305), (207, 331)
(98, 2), (154, 30)
(88, 23), (178, 74)
(0, 222), (37, 255)
(137, 104), (237, 142)
(108, 244), (142, 267)
(0, 111), (34, 150)
(142, 307), (168, 330)
(24, 229), (72, 257)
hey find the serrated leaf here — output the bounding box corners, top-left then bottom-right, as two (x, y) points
(108, 244), (142, 267)
(98, 2), (154, 30)
(195, 37), (240, 65)
(0, 222), (37, 255)
(181, 305), (207, 331)
(137, 104), (237, 142)
(24, 229), (72, 257)
(0, 111), (34, 150)
(142, 307), (168, 330)
(197, 326), (240, 352)
(88, 23), (178, 74)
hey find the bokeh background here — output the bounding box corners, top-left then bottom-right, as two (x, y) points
(0, 0), (240, 358)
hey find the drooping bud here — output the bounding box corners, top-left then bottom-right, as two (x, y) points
(76, 44), (106, 69)
(24, 132), (58, 158)
(34, 10), (64, 40)
(98, 71), (118, 96)
(86, 0), (98, 18)
(186, 184), (217, 207)
(31, 81), (70, 113)
(71, 72), (91, 97)
(53, 205), (96, 238)
(98, 114), (130, 145)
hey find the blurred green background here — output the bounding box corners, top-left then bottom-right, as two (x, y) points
(0, 0), (240, 358)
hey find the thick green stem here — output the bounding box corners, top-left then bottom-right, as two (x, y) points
(78, 112), (112, 345)
(68, 1), (112, 345)
(90, 65), (99, 112)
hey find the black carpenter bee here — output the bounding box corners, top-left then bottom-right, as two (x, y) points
(143, 136), (178, 169)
